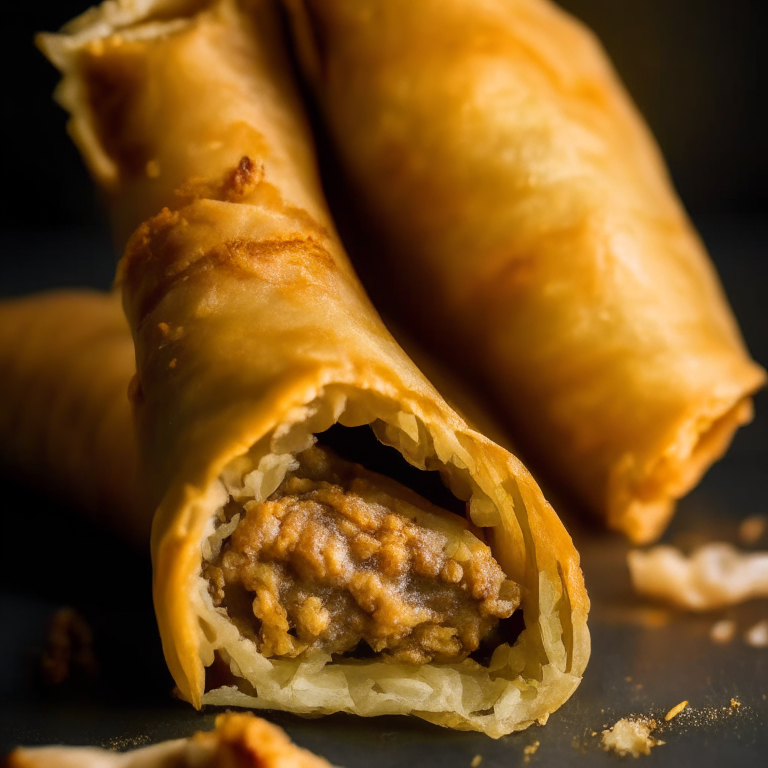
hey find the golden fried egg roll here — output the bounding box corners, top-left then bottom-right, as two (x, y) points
(282, 0), (766, 543)
(39, 0), (589, 737)
(0, 290), (148, 545)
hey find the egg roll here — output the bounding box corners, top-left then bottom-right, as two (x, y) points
(282, 0), (767, 543)
(40, 0), (589, 737)
(0, 290), (148, 545)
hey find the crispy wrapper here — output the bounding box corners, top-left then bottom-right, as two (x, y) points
(5, 712), (336, 767)
(39, 0), (589, 737)
(0, 290), (148, 545)
(283, 0), (766, 543)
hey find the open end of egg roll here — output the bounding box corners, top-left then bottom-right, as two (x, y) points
(147, 365), (583, 737)
(610, 397), (756, 543)
(205, 440), (520, 666)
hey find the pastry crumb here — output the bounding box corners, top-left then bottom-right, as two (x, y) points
(730, 698), (741, 709)
(601, 717), (664, 757)
(470, 755), (482, 768)
(738, 515), (766, 546)
(664, 701), (688, 721)
(710, 619), (736, 644)
(744, 620), (768, 648)
(523, 740), (540, 763)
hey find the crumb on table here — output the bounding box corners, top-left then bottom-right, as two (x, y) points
(710, 619), (736, 644)
(601, 717), (664, 757)
(664, 701), (688, 721)
(744, 620), (768, 648)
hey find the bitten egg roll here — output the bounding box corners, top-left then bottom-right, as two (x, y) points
(40, 0), (589, 737)
(283, 0), (766, 543)
(0, 290), (148, 545)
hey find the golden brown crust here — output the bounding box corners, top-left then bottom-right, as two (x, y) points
(0, 290), (148, 545)
(283, 0), (766, 543)
(40, 0), (590, 737)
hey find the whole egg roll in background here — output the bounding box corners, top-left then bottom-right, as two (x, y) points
(0, 290), (148, 546)
(39, 0), (589, 738)
(283, 0), (767, 544)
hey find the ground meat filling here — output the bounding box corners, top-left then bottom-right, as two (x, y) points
(206, 445), (520, 664)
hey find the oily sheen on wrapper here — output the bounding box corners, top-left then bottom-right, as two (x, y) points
(283, 0), (766, 544)
(0, 291), (148, 545)
(39, 0), (589, 737)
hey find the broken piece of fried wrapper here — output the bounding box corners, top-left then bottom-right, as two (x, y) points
(6, 712), (335, 767)
(38, 0), (589, 737)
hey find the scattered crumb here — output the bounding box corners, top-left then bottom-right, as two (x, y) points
(40, 608), (98, 685)
(601, 718), (664, 757)
(470, 755), (482, 768)
(523, 741), (540, 763)
(102, 735), (151, 751)
(625, 676), (632, 682)
(169, 358), (177, 369)
(523, 741), (539, 756)
(145, 159), (161, 178)
(744, 620), (768, 648)
(664, 701), (688, 721)
(659, 699), (750, 733)
(628, 543), (768, 610)
(710, 619), (737, 644)
(591, 731), (597, 737)
(739, 515), (766, 546)
(635, 683), (644, 690)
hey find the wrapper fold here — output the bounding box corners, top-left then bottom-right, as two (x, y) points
(39, 0), (589, 737)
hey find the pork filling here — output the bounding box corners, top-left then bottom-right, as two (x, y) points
(205, 445), (520, 664)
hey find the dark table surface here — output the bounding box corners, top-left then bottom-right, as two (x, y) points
(1, 220), (766, 766)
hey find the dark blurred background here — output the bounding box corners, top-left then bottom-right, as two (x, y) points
(1, 0), (765, 237)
